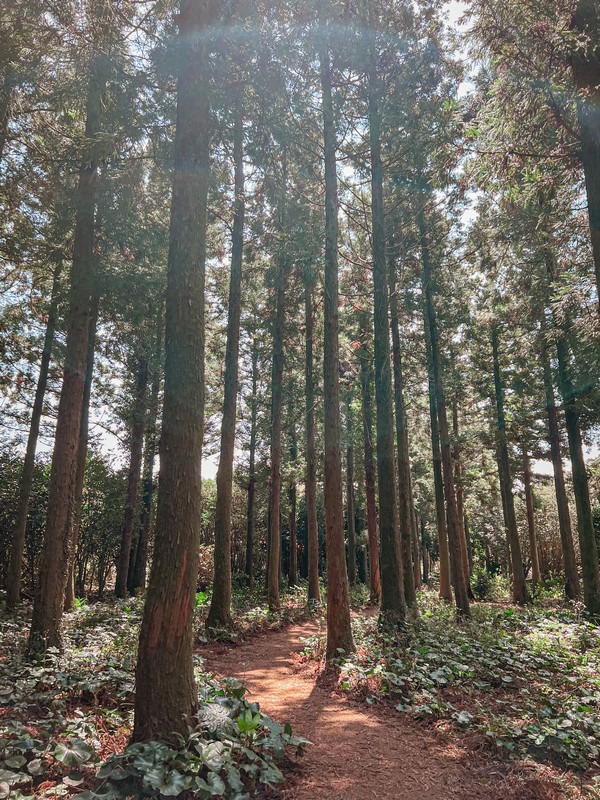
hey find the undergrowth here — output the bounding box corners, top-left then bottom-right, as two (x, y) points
(301, 590), (600, 775)
(198, 582), (323, 643)
(0, 599), (307, 799)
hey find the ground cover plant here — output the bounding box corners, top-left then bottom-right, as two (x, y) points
(301, 589), (600, 779)
(198, 583), (322, 643)
(0, 599), (308, 800)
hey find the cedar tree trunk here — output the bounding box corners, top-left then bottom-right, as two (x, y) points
(115, 353), (149, 598)
(7, 262), (61, 609)
(305, 280), (320, 602)
(491, 325), (530, 605)
(27, 53), (105, 655)
(319, 6), (354, 656)
(368, 34), (405, 625)
(133, 0), (212, 742)
(207, 88), (245, 630)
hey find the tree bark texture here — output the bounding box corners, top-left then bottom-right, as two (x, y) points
(64, 300), (98, 611)
(387, 241), (416, 607)
(452, 397), (474, 599)
(359, 316), (381, 604)
(245, 340), (258, 588)
(115, 352), (149, 599)
(540, 338), (579, 600)
(319, 9), (354, 656)
(555, 335), (600, 615)
(345, 396), (357, 585)
(304, 281), (320, 602)
(424, 335), (452, 603)
(207, 89), (245, 630)
(491, 325), (530, 605)
(130, 308), (163, 593)
(7, 262), (61, 609)
(368, 39), (405, 625)
(522, 447), (541, 586)
(267, 243), (286, 611)
(418, 205), (469, 616)
(133, 0), (212, 742)
(288, 481), (298, 587)
(28, 53), (105, 655)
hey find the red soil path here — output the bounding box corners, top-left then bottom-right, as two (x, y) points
(202, 618), (573, 800)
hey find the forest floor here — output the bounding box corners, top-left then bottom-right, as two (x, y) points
(1, 591), (599, 799)
(201, 611), (588, 800)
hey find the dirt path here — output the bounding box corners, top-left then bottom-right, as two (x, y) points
(201, 619), (567, 800)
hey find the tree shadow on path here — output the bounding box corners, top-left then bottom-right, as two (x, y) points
(200, 618), (568, 800)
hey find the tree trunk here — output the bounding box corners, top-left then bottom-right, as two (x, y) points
(421, 266), (452, 604)
(345, 396), (357, 585)
(421, 516), (429, 584)
(64, 300), (98, 610)
(288, 481), (298, 587)
(115, 353), (149, 598)
(387, 238), (416, 607)
(367, 30), (405, 625)
(540, 337), (579, 599)
(130, 307), (163, 593)
(7, 262), (61, 609)
(491, 325), (530, 605)
(522, 447), (541, 586)
(27, 53), (105, 655)
(465, 513), (474, 576)
(412, 505), (422, 590)
(319, 7), (354, 656)
(245, 340), (258, 588)
(287, 410), (298, 587)
(452, 396), (474, 599)
(571, 0), (600, 305)
(359, 315), (381, 604)
(425, 355), (452, 603)
(304, 280), (320, 602)
(133, 0), (212, 742)
(267, 239), (286, 611)
(495, 446), (514, 576)
(418, 205), (469, 616)
(207, 87), (245, 630)
(555, 335), (600, 615)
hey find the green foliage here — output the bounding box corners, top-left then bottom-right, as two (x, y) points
(302, 591), (600, 771)
(74, 675), (308, 800)
(471, 570), (512, 602)
(0, 600), (307, 799)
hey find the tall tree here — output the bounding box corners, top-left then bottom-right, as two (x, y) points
(387, 236), (416, 607)
(419, 203), (470, 616)
(207, 84), (246, 630)
(491, 323), (530, 605)
(7, 261), (61, 609)
(266, 216), (287, 612)
(358, 314), (381, 603)
(27, 21), (108, 654)
(133, 0), (213, 741)
(539, 334), (579, 600)
(304, 271), (320, 602)
(115, 351), (149, 598)
(64, 299), (99, 611)
(522, 445), (541, 587)
(366, 8), (405, 624)
(345, 394), (357, 585)
(318, 1), (354, 656)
